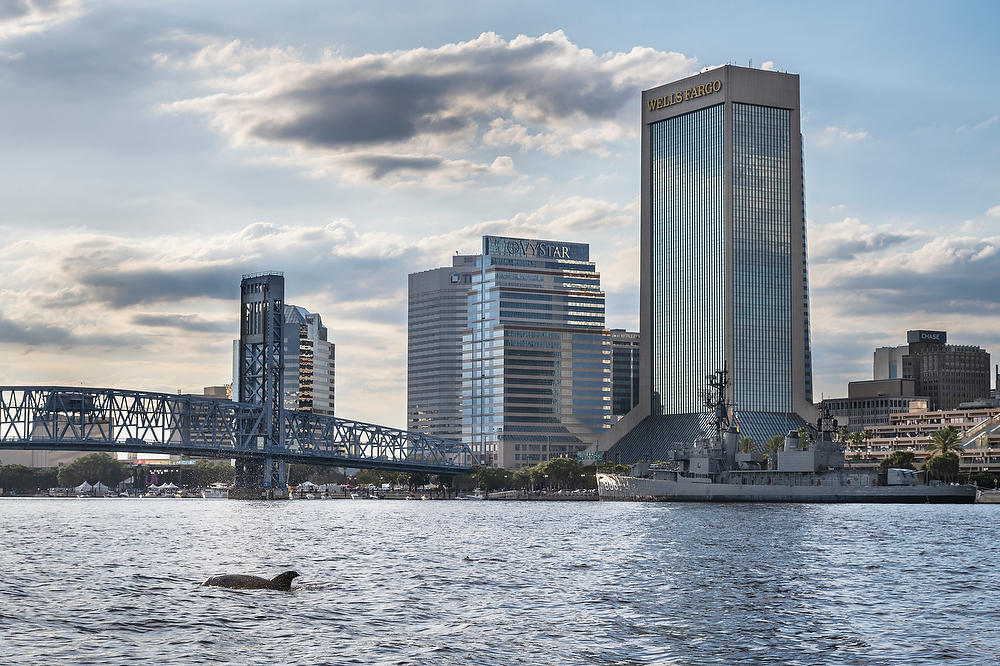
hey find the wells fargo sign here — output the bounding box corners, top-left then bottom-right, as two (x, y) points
(646, 79), (722, 112)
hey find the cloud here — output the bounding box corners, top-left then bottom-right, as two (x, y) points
(815, 125), (868, 147)
(131, 313), (235, 334)
(1, 194), (637, 421)
(158, 31), (696, 186)
(0, 313), (130, 349)
(760, 61), (775, 71)
(0, 0), (82, 40)
(988, 205), (1000, 218)
(809, 217), (924, 263)
(812, 231), (1000, 317)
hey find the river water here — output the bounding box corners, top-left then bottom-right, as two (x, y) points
(1, 498), (998, 665)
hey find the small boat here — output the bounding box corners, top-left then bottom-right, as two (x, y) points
(976, 488), (1000, 504)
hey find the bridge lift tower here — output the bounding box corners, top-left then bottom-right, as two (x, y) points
(233, 272), (288, 499)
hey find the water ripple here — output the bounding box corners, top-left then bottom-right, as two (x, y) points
(2, 499), (999, 664)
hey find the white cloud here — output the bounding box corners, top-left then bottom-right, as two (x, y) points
(988, 205), (1000, 218)
(760, 61), (775, 71)
(816, 125), (869, 147)
(0, 194), (637, 424)
(809, 217), (924, 265)
(0, 0), (82, 40)
(157, 31), (697, 186)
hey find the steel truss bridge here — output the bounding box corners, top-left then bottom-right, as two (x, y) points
(1, 273), (478, 497)
(0, 386), (477, 478)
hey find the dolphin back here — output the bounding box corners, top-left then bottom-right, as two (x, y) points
(203, 572), (298, 590)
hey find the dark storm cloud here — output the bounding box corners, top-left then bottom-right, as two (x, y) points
(0, 314), (132, 348)
(353, 154), (445, 180)
(256, 74), (469, 148)
(131, 313), (235, 334)
(78, 265), (241, 308)
(167, 32), (695, 182)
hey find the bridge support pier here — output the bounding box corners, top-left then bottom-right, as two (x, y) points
(231, 457), (288, 500)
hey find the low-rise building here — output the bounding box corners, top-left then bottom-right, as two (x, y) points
(843, 405), (1000, 474)
(821, 379), (929, 432)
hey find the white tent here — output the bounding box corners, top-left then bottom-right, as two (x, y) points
(161, 482), (179, 490)
(298, 481), (320, 490)
(74, 481), (93, 493)
(92, 482), (110, 494)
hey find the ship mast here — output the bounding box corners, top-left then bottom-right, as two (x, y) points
(703, 362), (731, 440)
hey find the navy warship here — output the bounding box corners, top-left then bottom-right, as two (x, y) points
(597, 367), (976, 503)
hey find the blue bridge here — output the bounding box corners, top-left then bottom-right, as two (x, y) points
(0, 274), (478, 497)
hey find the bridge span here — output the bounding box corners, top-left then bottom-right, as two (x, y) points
(0, 386), (477, 494)
(1, 273), (478, 497)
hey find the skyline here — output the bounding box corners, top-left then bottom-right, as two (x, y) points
(1, 1), (999, 429)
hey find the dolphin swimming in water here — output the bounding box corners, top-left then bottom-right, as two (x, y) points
(202, 571), (299, 590)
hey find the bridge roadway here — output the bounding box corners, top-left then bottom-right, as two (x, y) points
(0, 386), (478, 475)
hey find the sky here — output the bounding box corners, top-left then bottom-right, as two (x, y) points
(1, 0), (998, 428)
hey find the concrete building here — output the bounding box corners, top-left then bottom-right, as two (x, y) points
(463, 235), (611, 468)
(605, 65), (813, 463)
(232, 304), (335, 415)
(407, 255), (478, 438)
(875, 330), (990, 411)
(820, 379), (929, 433)
(843, 405), (1000, 474)
(610, 329), (640, 419)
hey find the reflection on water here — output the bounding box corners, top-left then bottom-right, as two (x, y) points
(2, 499), (998, 664)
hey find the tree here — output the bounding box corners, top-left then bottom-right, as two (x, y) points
(470, 465), (510, 492)
(354, 469), (384, 486)
(56, 453), (130, 488)
(924, 452), (960, 483)
(739, 436), (755, 454)
(288, 464), (347, 485)
(878, 450), (916, 473)
(927, 425), (965, 457)
(543, 457), (585, 490)
(187, 460), (235, 487)
(765, 435), (785, 454)
(846, 429), (873, 450)
(407, 472), (430, 490)
(0, 465), (59, 493)
(797, 427), (811, 449)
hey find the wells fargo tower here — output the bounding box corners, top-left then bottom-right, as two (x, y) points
(606, 65), (814, 462)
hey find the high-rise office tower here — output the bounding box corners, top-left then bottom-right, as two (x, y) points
(282, 305), (335, 416)
(407, 255), (478, 438)
(463, 235), (612, 468)
(232, 302), (335, 416)
(610, 329), (640, 418)
(606, 65), (813, 461)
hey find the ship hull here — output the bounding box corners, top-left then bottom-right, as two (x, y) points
(597, 474), (977, 504)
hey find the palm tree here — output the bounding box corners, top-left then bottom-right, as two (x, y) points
(739, 436), (755, 454)
(927, 425), (964, 457)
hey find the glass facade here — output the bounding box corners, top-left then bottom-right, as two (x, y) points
(732, 102), (792, 412)
(462, 237), (611, 467)
(649, 103), (725, 415)
(407, 256), (478, 438)
(611, 330), (640, 416)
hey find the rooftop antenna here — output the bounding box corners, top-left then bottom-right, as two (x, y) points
(749, 58), (753, 68)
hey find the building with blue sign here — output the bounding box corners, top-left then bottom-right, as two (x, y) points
(462, 235), (611, 467)
(605, 65), (815, 462)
